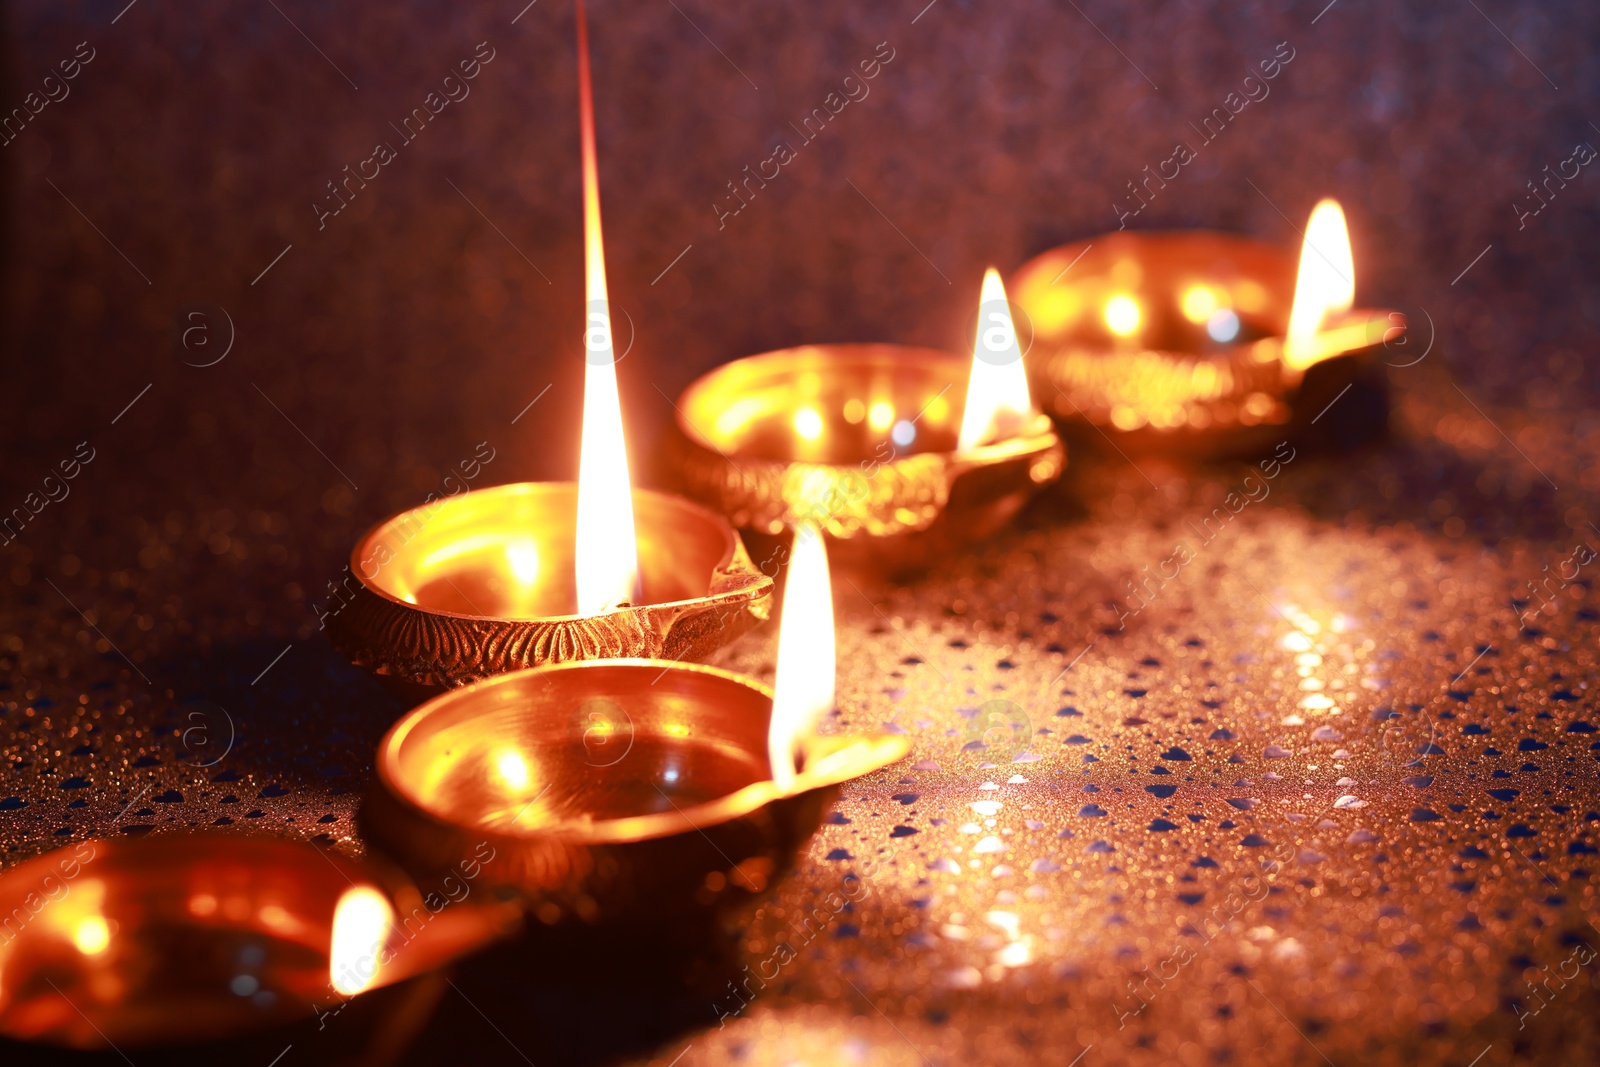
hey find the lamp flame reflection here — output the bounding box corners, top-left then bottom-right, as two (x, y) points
(767, 524), (836, 789)
(494, 747), (532, 794)
(1283, 199), (1356, 370)
(328, 886), (394, 996)
(572, 0), (640, 615)
(72, 915), (110, 955)
(957, 268), (1036, 454)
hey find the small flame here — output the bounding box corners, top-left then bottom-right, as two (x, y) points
(329, 886), (394, 996)
(957, 268), (1035, 453)
(573, 0), (640, 615)
(72, 916), (110, 955)
(1283, 199), (1356, 370)
(767, 524), (836, 789)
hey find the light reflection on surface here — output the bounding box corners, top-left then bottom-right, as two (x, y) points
(506, 540), (540, 587)
(1180, 283), (1220, 323)
(1275, 604), (1355, 722)
(493, 748), (532, 793)
(1206, 308), (1242, 342)
(867, 400), (895, 432)
(793, 407), (824, 441)
(1103, 293), (1142, 337)
(71, 916), (110, 956)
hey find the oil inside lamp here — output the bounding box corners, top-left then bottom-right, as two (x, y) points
(768, 523), (836, 789)
(957, 268), (1037, 453)
(573, 0), (640, 616)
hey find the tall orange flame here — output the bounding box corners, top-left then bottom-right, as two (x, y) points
(957, 268), (1035, 453)
(573, 0), (640, 614)
(1283, 199), (1356, 371)
(767, 524), (836, 789)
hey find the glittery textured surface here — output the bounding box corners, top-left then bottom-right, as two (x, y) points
(3, 1), (1599, 1065)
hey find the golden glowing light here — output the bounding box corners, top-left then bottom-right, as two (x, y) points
(713, 396), (766, 440)
(573, 0), (640, 616)
(506, 540), (540, 586)
(1180, 284), (1220, 323)
(767, 524), (836, 789)
(793, 407), (824, 441)
(494, 747), (531, 792)
(1273, 605), (1345, 720)
(867, 401), (895, 433)
(842, 398), (866, 424)
(957, 268), (1035, 454)
(1103, 293), (1142, 337)
(1284, 198), (1356, 370)
(41, 878), (110, 956)
(72, 916), (110, 955)
(329, 886), (394, 996)
(1026, 285), (1083, 334)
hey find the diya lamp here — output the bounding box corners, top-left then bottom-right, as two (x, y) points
(330, 1), (771, 694)
(1009, 199), (1405, 459)
(0, 833), (519, 1064)
(361, 524), (910, 930)
(666, 269), (1065, 578)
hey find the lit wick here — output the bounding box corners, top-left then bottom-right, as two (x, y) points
(573, 0), (641, 615)
(767, 524), (836, 789)
(1283, 198), (1356, 371)
(957, 268), (1036, 453)
(329, 885), (394, 996)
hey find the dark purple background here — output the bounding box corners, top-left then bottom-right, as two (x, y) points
(3, 0), (1597, 531)
(3, 3), (1599, 1066)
